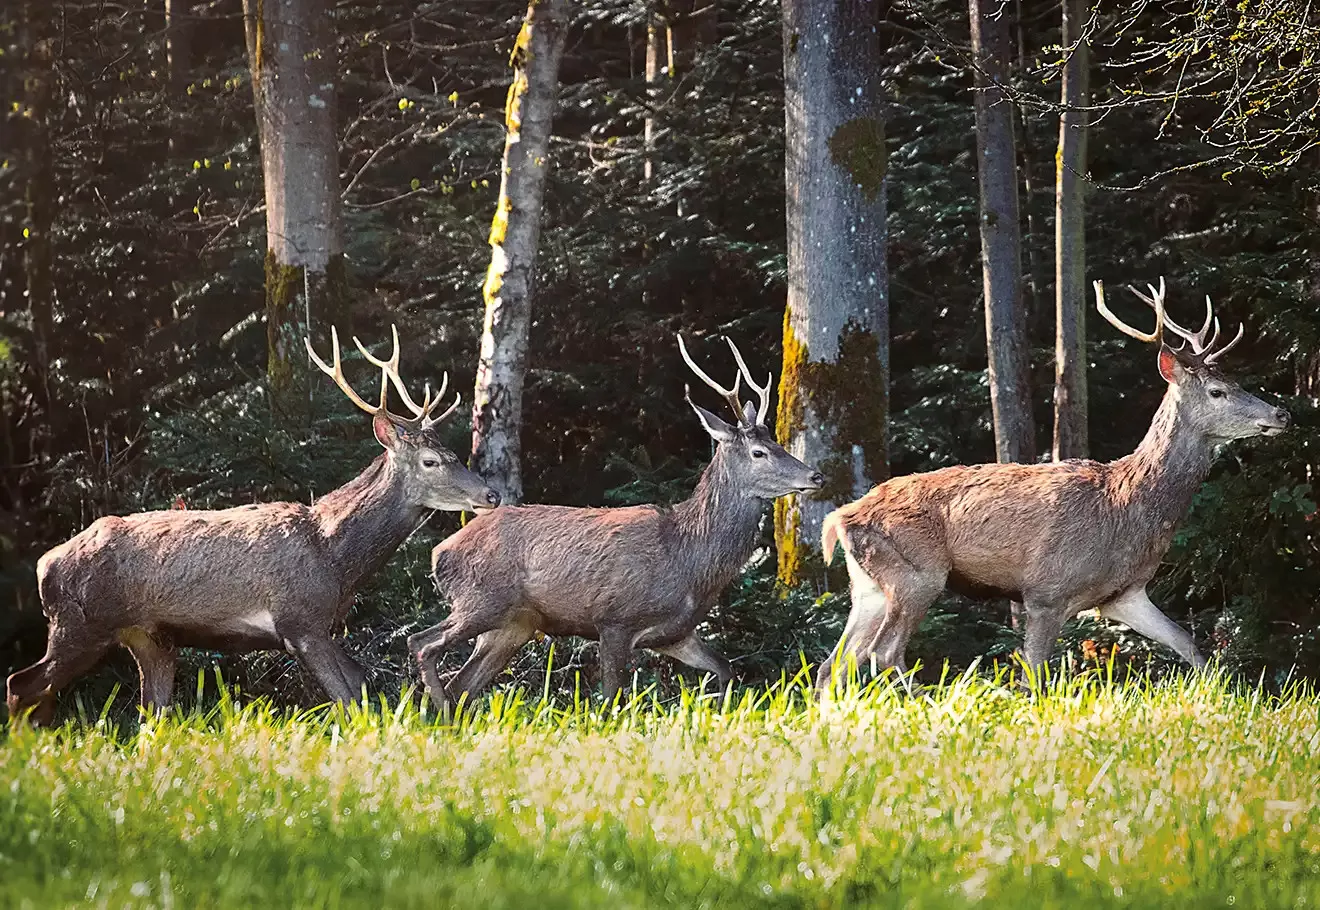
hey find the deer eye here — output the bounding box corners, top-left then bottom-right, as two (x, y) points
(1209, 388), (1226, 399)
(422, 458), (440, 468)
(751, 449), (767, 459)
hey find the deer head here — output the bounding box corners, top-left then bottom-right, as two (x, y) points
(677, 334), (824, 499)
(1095, 278), (1289, 442)
(306, 326), (502, 513)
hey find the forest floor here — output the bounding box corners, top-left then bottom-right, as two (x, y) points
(1, 668), (1317, 909)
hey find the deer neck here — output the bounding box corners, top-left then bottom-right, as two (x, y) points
(673, 451), (765, 598)
(312, 453), (428, 593)
(1111, 386), (1215, 526)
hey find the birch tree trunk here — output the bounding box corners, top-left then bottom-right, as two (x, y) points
(472, 0), (571, 505)
(775, 0), (889, 586)
(1052, 0), (1089, 461)
(242, 0), (348, 421)
(969, 0), (1034, 464)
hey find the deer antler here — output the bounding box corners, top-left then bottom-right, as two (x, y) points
(352, 325), (459, 429)
(677, 333), (745, 423)
(306, 325), (460, 430)
(723, 336), (772, 426)
(1094, 279), (1164, 344)
(1115, 278), (1246, 366)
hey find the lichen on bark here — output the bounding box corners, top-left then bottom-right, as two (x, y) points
(828, 117), (887, 202)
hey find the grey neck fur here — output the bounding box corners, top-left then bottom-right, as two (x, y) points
(672, 445), (766, 599)
(312, 453), (429, 593)
(1110, 386), (1215, 529)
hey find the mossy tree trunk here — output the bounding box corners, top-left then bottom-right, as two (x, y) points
(472, 0), (571, 505)
(776, 0), (890, 587)
(242, 0), (348, 422)
(1052, 0), (1089, 461)
(970, 0), (1034, 464)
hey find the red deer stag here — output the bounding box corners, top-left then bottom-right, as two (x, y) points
(816, 279), (1290, 690)
(6, 327), (501, 724)
(409, 335), (825, 712)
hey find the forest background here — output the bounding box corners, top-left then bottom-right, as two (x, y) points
(1, 0), (1317, 715)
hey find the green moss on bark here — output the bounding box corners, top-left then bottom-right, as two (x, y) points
(828, 117), (887, 202)
(265, 251), (351, 422)
(803, 321), (889, 501)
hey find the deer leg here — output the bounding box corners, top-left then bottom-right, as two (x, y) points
(1100, 587), (1206, 668)
(333, 648), (368, 702)
(444, 625), (534, 710)
(598, 628), (634, 706)
(654, 633), (733, 692)
(285, 636), (360, 705)
(1021, 602), (1069, 683)
(6, 622), (114, 726)
(413, 611), (508, 714)
(118, 627), (177, 712)
(816, 556), (891, 693)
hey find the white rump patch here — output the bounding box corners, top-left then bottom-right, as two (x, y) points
(234, 610), (278, 638)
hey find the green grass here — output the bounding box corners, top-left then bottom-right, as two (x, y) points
(2, 665), (1318, 909)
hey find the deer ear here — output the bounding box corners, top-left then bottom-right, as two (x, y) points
(373, 413), (401, 450)
(690, 402), (738, 443)
(1157, 345), (1182, 384)
(741, 400), (757, 426)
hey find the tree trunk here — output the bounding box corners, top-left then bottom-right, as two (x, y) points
(21, 0), (54, 430)
(643, 6), (664, 183)
(969, 0), (1034, 464)
(165, 0), (195, 97)
(472, 0), (571, 505)
(1052, 0), (1089, 460)
(1013, 0), (1042, 329)
(775, 0), (890, 587)
(242, 0), (349, 421)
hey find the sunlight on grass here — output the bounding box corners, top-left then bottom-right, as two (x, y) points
(2, 666), (1318, 908)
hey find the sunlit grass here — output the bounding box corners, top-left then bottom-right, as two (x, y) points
(2, 664), (1318, 908)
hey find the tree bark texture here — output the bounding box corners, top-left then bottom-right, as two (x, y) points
(776, 0), (890, 586)
(969, 0), (1034, 464)
(242, 0), (348, 420)
(472, 0), (571, 505)
(1052, 0), (1089, 460)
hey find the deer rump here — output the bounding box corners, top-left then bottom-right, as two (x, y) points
(431, 503), (746, 645)
(825, 460), (1170, 609)
(40, 504), (340, 653)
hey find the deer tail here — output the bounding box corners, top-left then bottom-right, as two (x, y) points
(821, 512), (846, 566)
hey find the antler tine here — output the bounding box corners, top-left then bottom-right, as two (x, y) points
(305, 326), (382, 415)
(677, 333), (743, 420)
(1203, 321), (1245, 366)
(1095, 280), (1162, 344)
(354, 324), (452, 423)
(421, 391), (462, 430)
(1192, 294), (1215, 351)
(1127, 276), (1213, 349)
(723, 336), (772, 425)
(1205, 311), (1222, 352)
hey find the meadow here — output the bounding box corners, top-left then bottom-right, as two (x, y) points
(1, 667), (1318, 909)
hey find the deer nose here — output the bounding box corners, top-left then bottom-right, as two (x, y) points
(485, 489), (502, 507)
(1275, 408), (1290, 426)
(809, 472), (825, 488)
